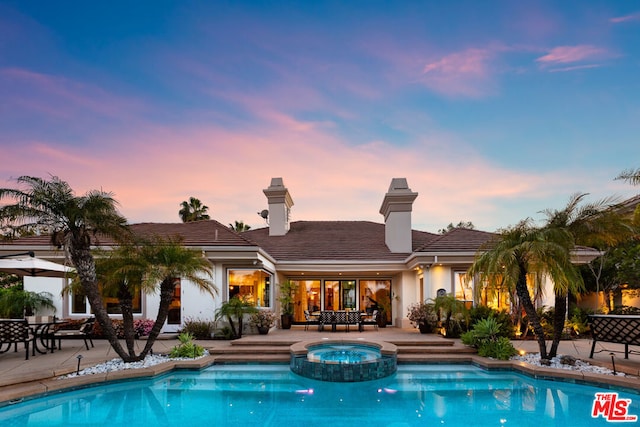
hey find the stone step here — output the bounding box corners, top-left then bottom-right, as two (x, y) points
(398, 345), (475, 354)
(207, 344), (476, 360)
(208, 346), (289, 355)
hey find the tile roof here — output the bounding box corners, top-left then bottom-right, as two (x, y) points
(243, 221), (439, 261)
(3, 220), (255, 248)
(415, 228), (496, 253)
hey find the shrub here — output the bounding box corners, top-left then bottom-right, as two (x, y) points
(477, 337), (517, 360)
(566, 306), (592, 336)
(170, 332), (205, 358)
(134, 319), (155, 337)
(406, 301), (437, 331)
(461, 316), (517, 360)
(468, 305), (515, 338)
(610, 305), (640, 315)
(180, 317), (215, 339)
(214, 326), (235, 340)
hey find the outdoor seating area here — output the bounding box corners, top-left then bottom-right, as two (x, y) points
(0, 316), (96, 361)
(317, 310), (364, 332)
(0, 319), (36, 360)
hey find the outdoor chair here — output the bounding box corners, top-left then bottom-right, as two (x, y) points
(303, 310), (319, 331)
(53, 318), (95, 351)
(362, 310), (379, 330)
(0, 319), (36, 360)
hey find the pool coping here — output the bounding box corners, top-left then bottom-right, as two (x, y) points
(1, 351), (639, 406)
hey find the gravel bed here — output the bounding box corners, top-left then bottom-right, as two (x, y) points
(61, 353), (208, 378)
(511, 353), (626, 376)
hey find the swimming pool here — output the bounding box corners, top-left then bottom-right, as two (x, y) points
(1, 364), (638, 426)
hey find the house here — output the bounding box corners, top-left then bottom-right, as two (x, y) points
(0, 177), (599, 332)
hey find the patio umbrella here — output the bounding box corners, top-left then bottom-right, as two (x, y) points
(0, 256), (74, 278)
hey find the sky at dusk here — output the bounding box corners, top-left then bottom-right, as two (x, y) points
(1, 1), (639, 233)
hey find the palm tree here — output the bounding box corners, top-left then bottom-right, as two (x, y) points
(97, 236), (217, 361)
(0, 176), (129, 354)
(229, 220), (251, 232)
(616, 168), (640, 186)
(214, 296), (257, 339)
(542, 193), (636, 357)
(179, 197), (210, 222)
(468, 220), (577, 360)
(0, 286), (55, 318)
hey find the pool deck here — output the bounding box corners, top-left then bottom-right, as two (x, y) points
(1, 326), (639, 404)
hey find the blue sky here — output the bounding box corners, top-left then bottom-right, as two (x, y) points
(1, 1), (638, 232)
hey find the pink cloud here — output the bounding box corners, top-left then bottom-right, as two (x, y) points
(610, 13), (640, 23)
(1, 67), (146, 120)
(536, 45), (607, 65)
(0, 116), (578, 233)
(548, 64), (602, 73)
(421, 48), (497, 98)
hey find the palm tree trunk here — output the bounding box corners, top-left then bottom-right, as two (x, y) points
(118, 284), (137, 357)
(549, 292), (567, 358)
(69, 244), (130, 360)
(139, 278), (176, 358)
(516, 261), (548, 359)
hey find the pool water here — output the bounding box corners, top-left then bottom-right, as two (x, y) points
(306, 344), (381, 363)
(1, 364), (638, 427)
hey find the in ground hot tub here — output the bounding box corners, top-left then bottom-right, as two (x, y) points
(290, 339), (397, 382)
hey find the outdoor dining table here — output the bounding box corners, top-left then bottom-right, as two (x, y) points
(26, 317), (63, 354)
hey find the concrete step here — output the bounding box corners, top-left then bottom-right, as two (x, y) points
(206, 343), (476, 360)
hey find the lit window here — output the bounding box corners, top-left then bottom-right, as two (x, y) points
(228, 269), (271, 307)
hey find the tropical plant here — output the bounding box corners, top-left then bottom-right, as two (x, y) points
(438, 221), (475, 234)
(95, 235), (217, 361)
(214, 296), (258, 339)
(468, 305), (515, 338)
(616, 167), (640, 186)
(541, 193), (635, 357)
(180, 317), (216, 339)
(169, 332), (205, 358)
(249, 310), (276, 329)
(229, 220), (251, 232)
(277, 280), (298, 316)
(0, 175), (130, 358)
(0, 286), (55, 318)
(406, 300), (437, 331)
(433, 294), (469, 337)
(0, 273), (21, 289)
(468, 219), (578, 360)
(179, 197), (210, 222)
(461, 316), (516, 360)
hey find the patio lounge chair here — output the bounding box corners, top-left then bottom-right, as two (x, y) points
(53, 318), (95, 351)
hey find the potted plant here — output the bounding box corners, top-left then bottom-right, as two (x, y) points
(277, 280), (298, 329)
(249, 310), (276, 334)
(407, 300), (437, 333)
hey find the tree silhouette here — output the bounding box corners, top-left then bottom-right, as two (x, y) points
(179, 197), (210, 222)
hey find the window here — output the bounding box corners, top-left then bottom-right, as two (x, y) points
(228, 269), (271, 307)
(454, 272), (474, 309)
(359, 280), (392, 324)
(70, 286), (142, 315)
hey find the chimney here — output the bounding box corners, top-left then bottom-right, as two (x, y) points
(263, 177), (294, 236)
(379, 178), (418, 253)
